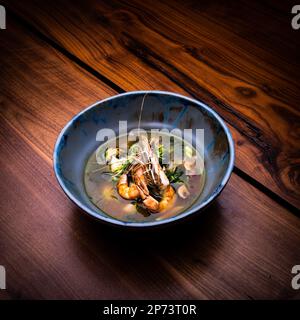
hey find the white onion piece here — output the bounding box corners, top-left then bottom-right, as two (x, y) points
(177, 184), (190, 199)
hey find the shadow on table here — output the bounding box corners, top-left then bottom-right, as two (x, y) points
(70, 201), (225, 297)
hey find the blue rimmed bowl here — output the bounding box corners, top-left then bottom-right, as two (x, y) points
(53, 91), (234, 227)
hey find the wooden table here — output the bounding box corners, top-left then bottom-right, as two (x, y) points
(0, 0), (299, 299)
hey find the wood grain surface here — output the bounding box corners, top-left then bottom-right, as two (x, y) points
(0, 16), (300, 300)
(4, 0), (300, 209)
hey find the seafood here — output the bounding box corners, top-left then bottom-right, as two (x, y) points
(136, 184), (176, 213)
(129, 140), (175, 212)
(159, 185), (176, 212)
(131, 164), (160, 212)
(137, 135), (169, 189)
(132, 165), (150, 198)
(84, 130), (205, 222)
(117, 174), (140, 200)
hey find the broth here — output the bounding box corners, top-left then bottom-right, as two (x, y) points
(84, 132), (205, 222)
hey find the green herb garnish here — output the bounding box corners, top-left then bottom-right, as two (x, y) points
(166, 167), (184, 183)
(157, 144), (164, 166)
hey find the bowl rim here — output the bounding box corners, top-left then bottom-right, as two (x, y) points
(53, 90), (235, 227)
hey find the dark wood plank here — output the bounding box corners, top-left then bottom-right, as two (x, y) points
(3, 0), (300, 209)
(0, 19), (300, 299)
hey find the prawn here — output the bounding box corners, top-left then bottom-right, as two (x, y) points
(117, 174), (140, 200)
(132, 165), (160, 212)
(141, 185), (176, 213)
(132, 155), (175, 213)
(158, 185), (176, 212)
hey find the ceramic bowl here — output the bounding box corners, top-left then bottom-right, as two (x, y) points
(53, 91), (234, 227)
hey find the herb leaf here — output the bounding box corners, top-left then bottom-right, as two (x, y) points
(166, 167), (184, 183)
(157, 145), (164, 166)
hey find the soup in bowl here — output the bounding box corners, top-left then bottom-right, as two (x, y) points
(53, 91), (234, 227)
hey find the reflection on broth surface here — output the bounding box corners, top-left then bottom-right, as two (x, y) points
(84, 131), (205, 222)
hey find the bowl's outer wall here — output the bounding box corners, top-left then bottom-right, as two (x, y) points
(54, 91), (234, 227)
